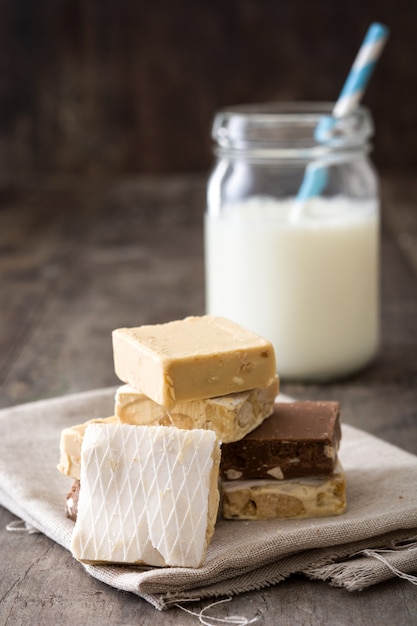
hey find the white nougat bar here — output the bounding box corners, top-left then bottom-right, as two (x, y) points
(115, 376), (279, 443)
(71, 423), (221, 568)
(222, 462), (346, 520)
(112, 315), (277, 406)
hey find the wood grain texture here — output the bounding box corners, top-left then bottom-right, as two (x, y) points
(1, 0), (416, 177)
(0, 174), (416, 624)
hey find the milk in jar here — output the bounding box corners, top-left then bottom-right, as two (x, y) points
(205, 195), (379, 380)
(205, 103), (380, 380)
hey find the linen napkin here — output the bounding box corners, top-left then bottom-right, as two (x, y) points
(0, 387), (416, 611)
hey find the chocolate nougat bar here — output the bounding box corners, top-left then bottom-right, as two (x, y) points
(220, 401), (341, 480)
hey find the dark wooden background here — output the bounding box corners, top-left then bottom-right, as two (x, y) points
(0, 0), (416, 181)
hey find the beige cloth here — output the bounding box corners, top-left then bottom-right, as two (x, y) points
(0, 387), (416, 610)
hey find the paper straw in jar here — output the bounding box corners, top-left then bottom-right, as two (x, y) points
(292, 22), (389, 211)
(333, 22), (390, 119)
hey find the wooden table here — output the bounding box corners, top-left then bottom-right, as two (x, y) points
(1, 174), (416, 625)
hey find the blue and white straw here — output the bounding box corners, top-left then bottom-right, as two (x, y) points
(333, 23), (389, 119)
(293, 22), (389, 209)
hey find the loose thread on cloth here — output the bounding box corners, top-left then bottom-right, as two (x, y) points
(6, 519), (40, 534)
(175, 597), (260, 626)
(359, 549), (417, 586)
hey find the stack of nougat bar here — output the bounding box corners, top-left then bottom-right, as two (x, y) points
(58, 315), (346, 569)
(219, 400), (346, 520)
(58, 316), (279, 568)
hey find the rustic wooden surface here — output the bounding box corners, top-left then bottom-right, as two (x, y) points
(0, 174), (416, 625)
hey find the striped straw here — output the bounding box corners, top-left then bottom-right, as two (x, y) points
(333, 23), (389, 118)
(293, 22), (389, 207)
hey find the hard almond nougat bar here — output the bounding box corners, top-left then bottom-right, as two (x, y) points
(222, 461), (347, 521)
(112, 316), (277, 406)
(57, 415), (118, 479)
(71, 423), (221, 568)
(115, 377), (279, 443)
(58, 377), (279, 480)
(220, 401), (341, 481)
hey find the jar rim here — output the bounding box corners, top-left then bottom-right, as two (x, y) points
(212, 102), (373, 156)
(214, 101), (368, 122)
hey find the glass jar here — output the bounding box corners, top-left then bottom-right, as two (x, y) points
(205, 102), (380, 381)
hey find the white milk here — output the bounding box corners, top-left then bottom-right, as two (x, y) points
(205, 196), (379, 380)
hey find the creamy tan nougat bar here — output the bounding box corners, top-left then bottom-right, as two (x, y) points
(112, 315), (277, 406)
(222, 462), (346, 520)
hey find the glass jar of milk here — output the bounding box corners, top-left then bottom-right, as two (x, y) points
(205, 102), (379, 381)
